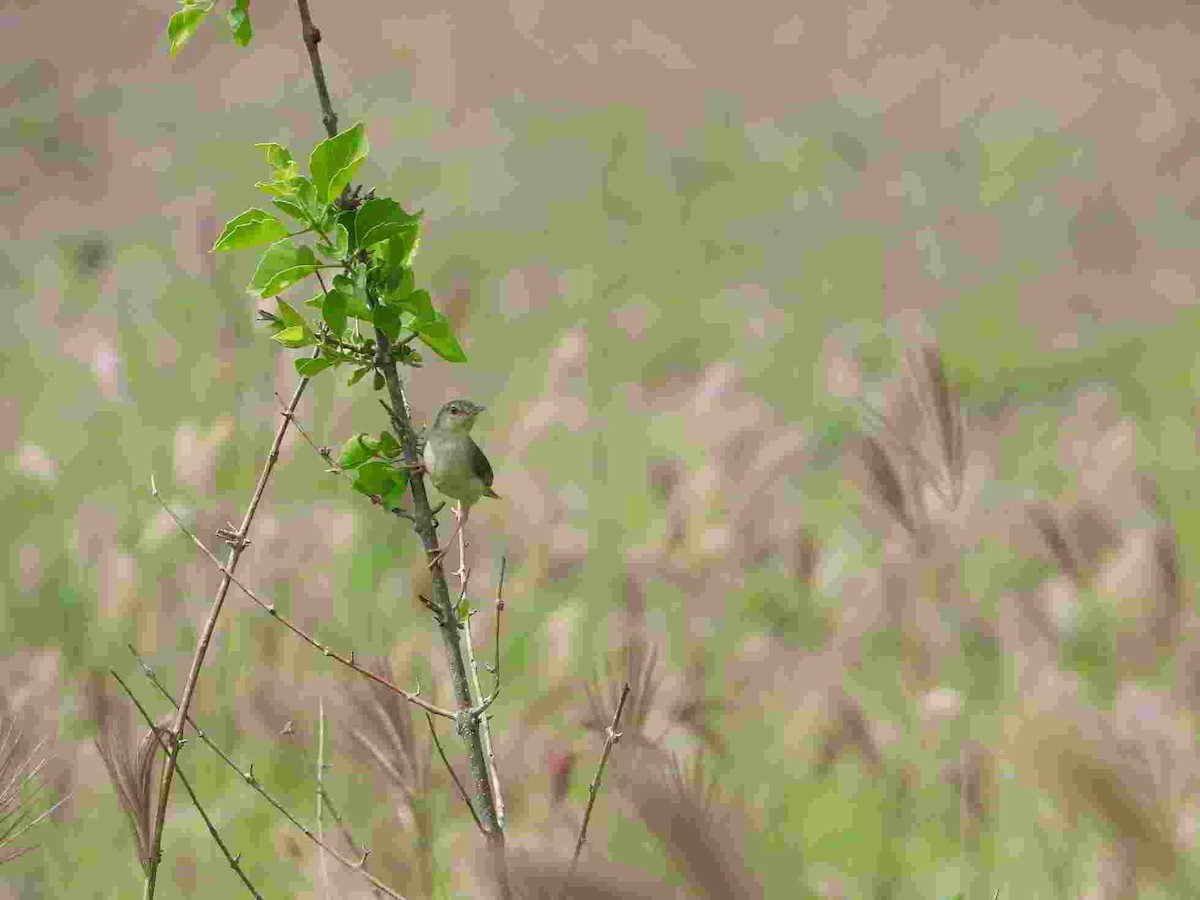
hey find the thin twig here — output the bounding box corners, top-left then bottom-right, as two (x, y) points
(317, 698), (330, 900)
(454, 501), (468, 584)
(560, 682), (631, 898)
(150, 483), (455, 721)
(295, 0), (338, 139)
(280, 723), (374, 870)
(424, 712), (484, 835)
(486, 558), (507, 827)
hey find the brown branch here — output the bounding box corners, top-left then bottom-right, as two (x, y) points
(149, 482), (455, 721)
(143, 374), (310, 900)
(296, 0), (338, 139)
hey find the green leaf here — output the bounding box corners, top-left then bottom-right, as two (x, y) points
(212, 209), (287, 251)
(322, 288), (348, 336)
(275, 299), (304, 327)
(351, 459), (395, 496)
(247, 239), (320, 297)
(270, 196), (308, 222)
(404, 232), (421, 267)
(316, 222), (350, 259)
(256, 180), (295, 199)
(337, 434), (375, 469)
(376, 430), (401, 458)
(331, 274), (373, 321)
(167, 7), (208, 56)
(295, 357), (334, 377)
(380, 469), (410, 509)
(226, 0), (252, 46)
(270, 324), (315, 348)
(255, 142), (296, 179)
(346, 366), (370, 387)
(355, 198), (420, 250)
(415, 316), (467, 362)
(378, 265), (415, 306)
(373, 305), (401, 340)
(373, 229), (422, 276)
(405, 288), (436, 321)
(294, 177), (321, 218)
(310, 123), (368, 205)
(257, 176), (319, 222)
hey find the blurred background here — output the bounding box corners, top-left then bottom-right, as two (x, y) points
(3, 0), (1200, 897)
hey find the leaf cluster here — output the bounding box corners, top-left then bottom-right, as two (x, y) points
(335, 431), (410, 510)
(167, 0), (252, 55)
(212, 123), (467, 387)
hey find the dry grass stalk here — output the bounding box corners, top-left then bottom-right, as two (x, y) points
(853, 340), (968, 549)
(505, 846), (668, 900)
(89, 689), (166, 873)
(1008, 672), (1184, 891)
(584, 634), (723, 758)
(0, 717), (67, 865)
(614, 750), (760, 899)
(814, 687), (883, 777)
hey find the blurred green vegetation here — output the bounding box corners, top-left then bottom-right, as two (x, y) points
(3, 49), (1198, 899)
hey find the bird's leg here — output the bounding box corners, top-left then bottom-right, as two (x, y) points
(427, 502), (470, 571)
(454, 501), (468, 583)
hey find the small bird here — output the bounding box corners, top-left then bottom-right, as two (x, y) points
(421, 399), (499, 570)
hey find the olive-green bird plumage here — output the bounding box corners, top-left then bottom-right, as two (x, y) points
(422, 399), (499, 506)
(422, 399), (498, 568)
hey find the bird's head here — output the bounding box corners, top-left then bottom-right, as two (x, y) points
(432, 398), (485, 434)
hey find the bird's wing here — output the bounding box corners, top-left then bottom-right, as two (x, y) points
(469, 437), (497, 494)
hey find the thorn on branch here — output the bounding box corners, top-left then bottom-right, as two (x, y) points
(215, 526), (249, 550)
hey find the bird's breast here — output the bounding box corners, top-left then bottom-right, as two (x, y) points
(422, 435), (483, 502)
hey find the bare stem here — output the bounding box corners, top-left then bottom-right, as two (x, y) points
(317, 698), (330, 899)
(560, 682), (631, 897)
(455, 522), (505, 831)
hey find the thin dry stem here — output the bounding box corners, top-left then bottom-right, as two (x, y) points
(561, 681), (631, 897)
(150, 483), (455, 721)
(317, 698), (330, 899)
(425, 712), (485, 835)
(0, 719), (68, 865)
